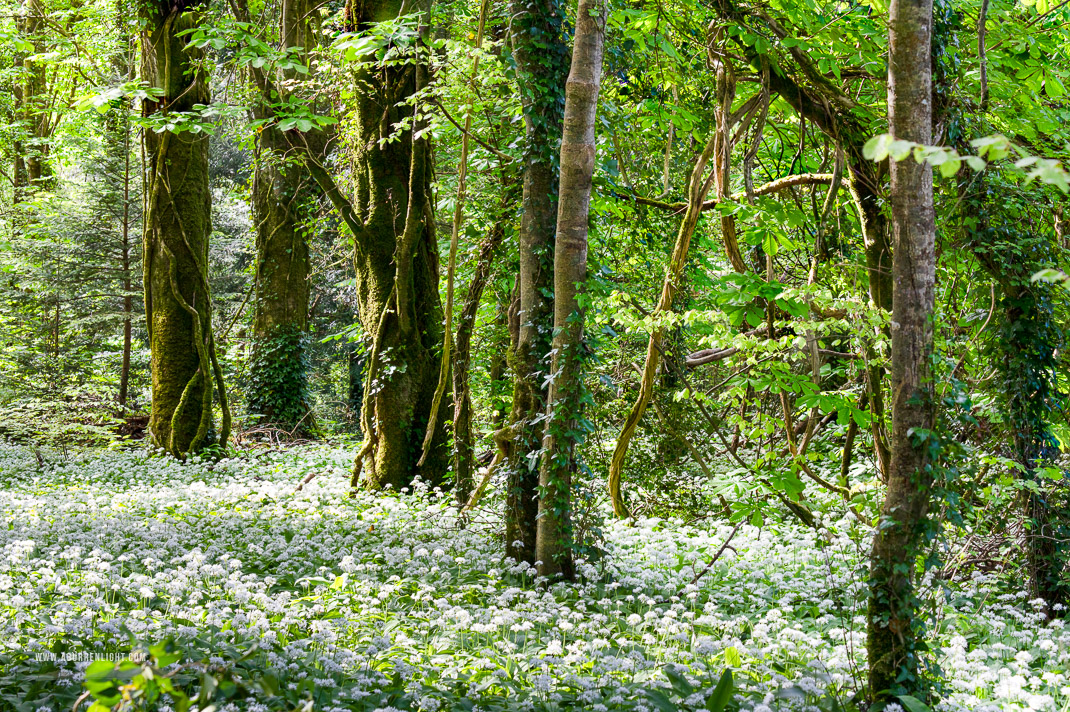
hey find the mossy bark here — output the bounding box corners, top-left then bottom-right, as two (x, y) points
(246, 0), (318, 435)
(248, 129), (314, 433)
(502, 0), (570, 563)
(345, 0), (449, 489)
(141, 0), (229, 458)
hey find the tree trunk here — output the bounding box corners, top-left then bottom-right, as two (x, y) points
(115, 1), (136, 416)
(452, 193), (512, 501)
(248, 129), (314, 433)
(348, 341), (366, 431)
(13, 0), (62, 199)
(231, 0), (447, 483)
(119, 135), (133, 413)
(502, 0), (570, 563)
(867, 0), (936, 699)
(345, 0), (448, 489)
(535, 0), (606, 579)
(247, 0), (316, 435)
(141, 0), (230, 458)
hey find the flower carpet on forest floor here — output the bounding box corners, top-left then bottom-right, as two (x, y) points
(0, 444), (1065, 711)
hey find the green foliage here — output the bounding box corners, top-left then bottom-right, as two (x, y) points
(246, 325), (314, 434)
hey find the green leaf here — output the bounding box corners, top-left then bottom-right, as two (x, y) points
(863, 133), (892, 161)
(645, 688), (677, 712)
(762, 231), (779, 256)
(706, 669), (733, 712)
(897, 695), (931, 712)
(938, 157), (961, 178)
(724, 646), (742, 667)
(85, 660), (114, 679)
(664, 665), (693, 695)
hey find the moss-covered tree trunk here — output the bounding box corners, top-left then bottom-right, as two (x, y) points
(344, 0), (449, 489)
(536, 0), (606, 579)
(141, 0), (229, 458)
(502, 0), (570, 563)
(246, 0), (317, 435)
(248, 139), (313, 432)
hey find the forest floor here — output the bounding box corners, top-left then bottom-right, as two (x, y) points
(0, 443), (1064, 712)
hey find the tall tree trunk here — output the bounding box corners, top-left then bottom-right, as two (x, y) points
(248, 131), (314, 433)
(502, 0), (570, 563)
(141, 0), (230, 458)
(116, 7), (136, 414)
(119, 128), (133, 413)
(247, 0), (316, 435)
(232, 0), (449, 486)
(345, 0), (448, 489)
(867, 0), (936, 699)
(535, 0), (606, 579)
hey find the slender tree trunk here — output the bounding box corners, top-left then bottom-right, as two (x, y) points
(452, 192), (513, 500)
(535, 0), (606, 579)
(711, 0), (895, 478)
(15, 0), (56, 195)
(119, 138), (133, 412)
(502, 0), (570, 563)
(348, 341), (366, 431)
(867, 0), (936, 698)
(116, 0), (136, 415)
(141, 0), (230, 458)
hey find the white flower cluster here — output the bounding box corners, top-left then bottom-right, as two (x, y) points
(0, 443), (1066, 711)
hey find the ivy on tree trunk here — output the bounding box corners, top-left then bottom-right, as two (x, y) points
(536, 0), (606, 580)
(867, 0), (936, 698)
(246, 0), (318, 436)
(501, 0), (570, 564)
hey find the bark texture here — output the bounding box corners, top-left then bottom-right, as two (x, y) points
(232, 0), (449, 486)
(535, 0), (606, 579)
(141, 0), (230, 458)
(247, 0), (318, 434)
(345, 0), (448, 489)
(248, 141), (313, 431)
(867, 0), (936, 698)
(502, 0), (570, 563)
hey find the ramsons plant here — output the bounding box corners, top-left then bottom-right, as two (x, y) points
(0, 445), (1068, 711)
